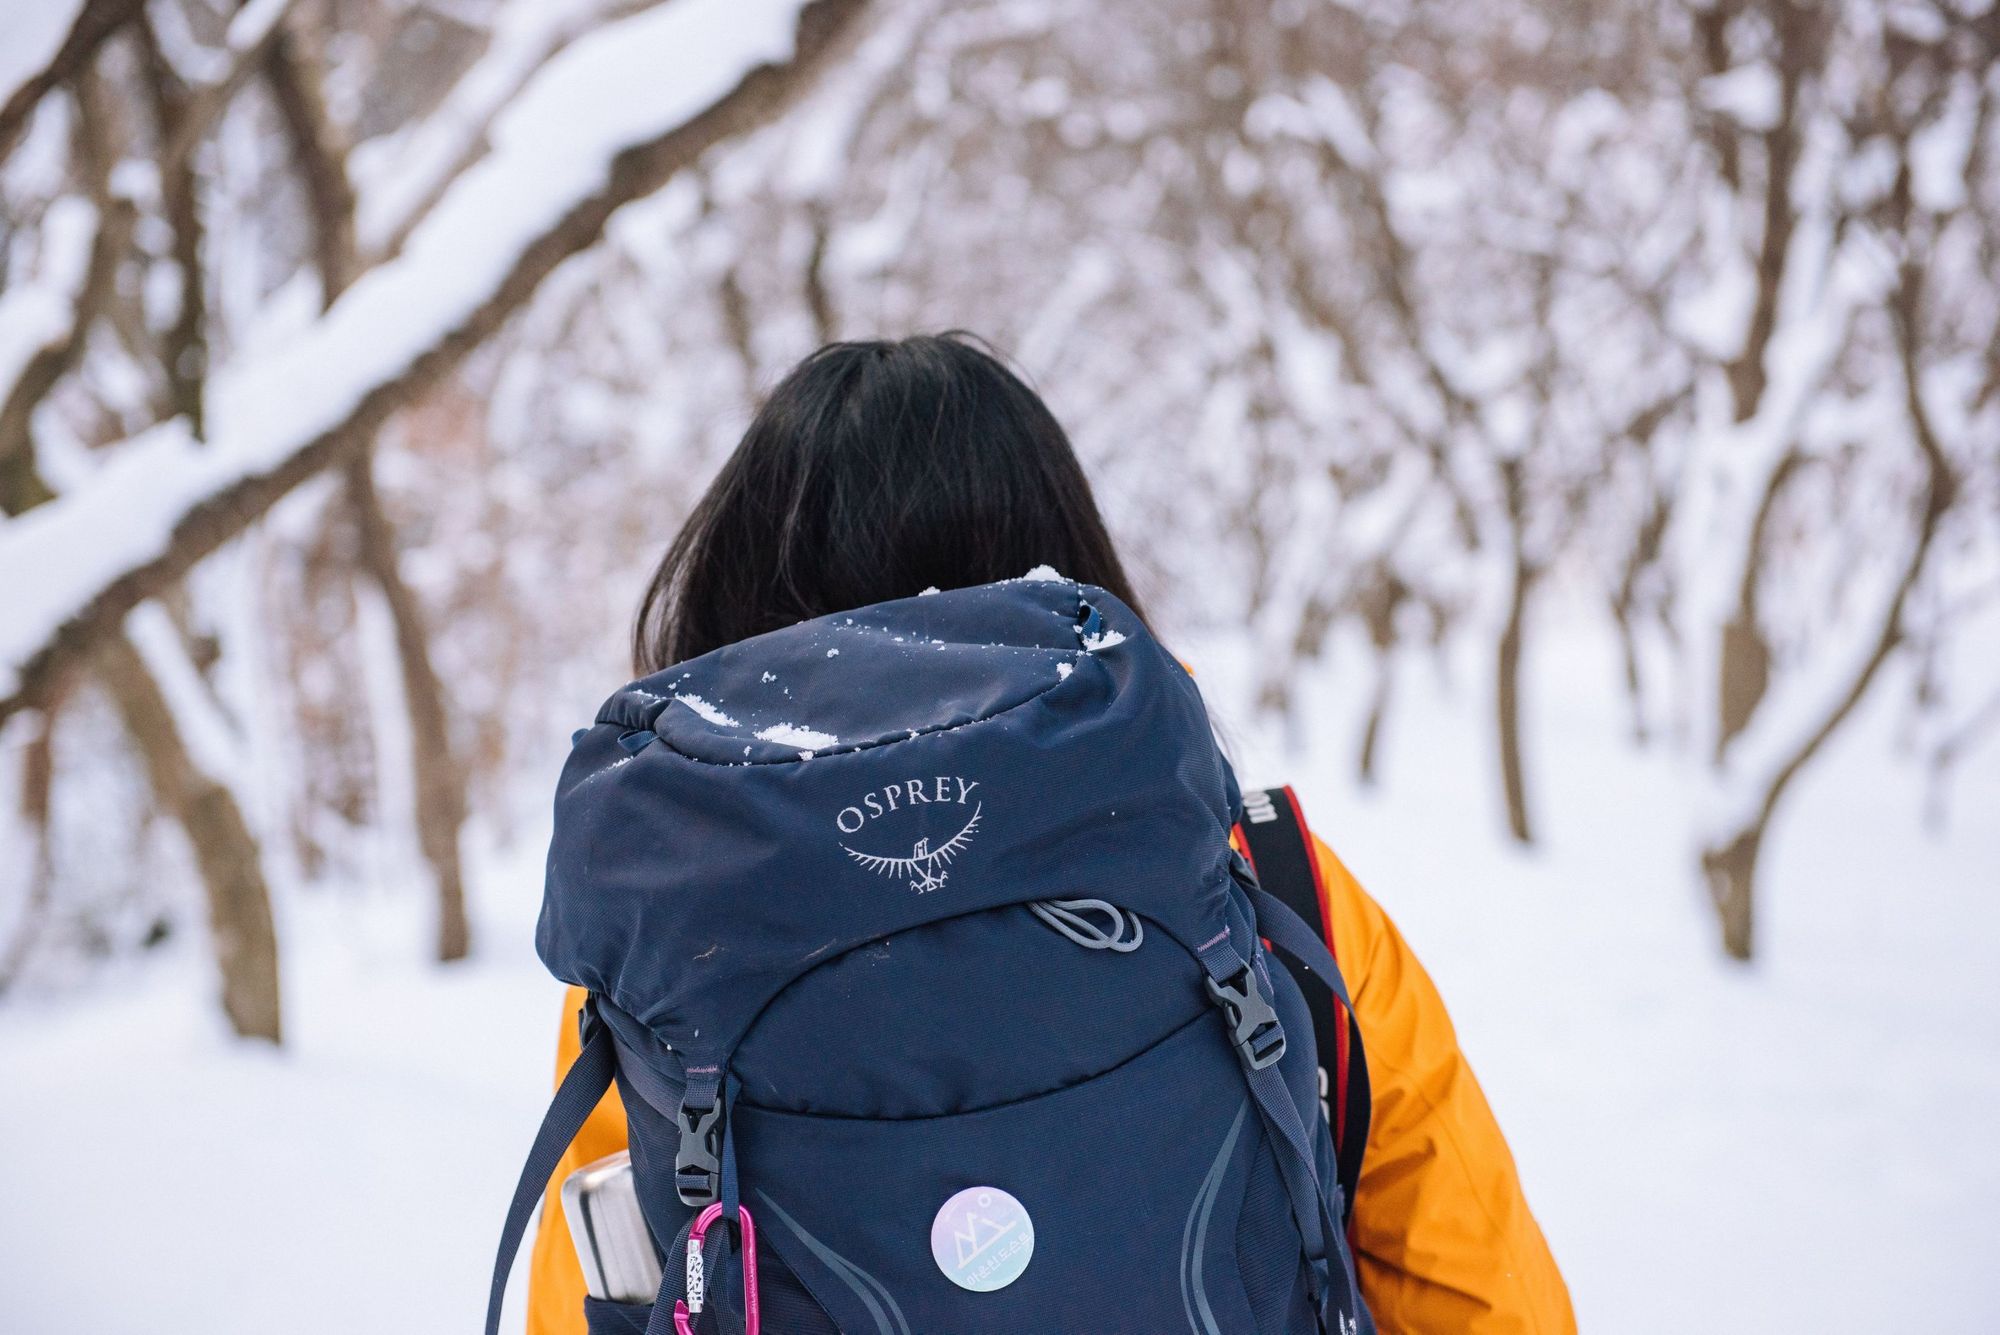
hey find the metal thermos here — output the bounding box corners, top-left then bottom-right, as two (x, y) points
(560, 1151), (664, 1303)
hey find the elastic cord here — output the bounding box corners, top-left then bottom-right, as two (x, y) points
(1028, 898), (1145, 952)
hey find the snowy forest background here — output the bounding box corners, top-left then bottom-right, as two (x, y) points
(0, 0), (1995, 1330)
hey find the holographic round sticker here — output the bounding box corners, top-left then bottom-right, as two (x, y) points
(929, 1185), (1034, 1292)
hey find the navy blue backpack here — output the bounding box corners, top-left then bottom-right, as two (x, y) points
(488, 575), (1374, 1334)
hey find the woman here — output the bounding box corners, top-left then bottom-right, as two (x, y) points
(525, 333), (1575, 1333)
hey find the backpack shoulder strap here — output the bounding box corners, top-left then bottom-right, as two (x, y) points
(486, 1003), (617, 1335)
(1235, 785), (1371, 1223)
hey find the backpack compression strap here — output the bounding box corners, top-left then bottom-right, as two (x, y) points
(486, 1009), (617, 1335)
(1235, 786), (1372, 1224)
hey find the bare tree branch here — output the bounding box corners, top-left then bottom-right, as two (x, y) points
(0, 0), (144, 164)
(153, 0), (304, 179)
(136, 12), (213, 433)
(1, 65), (134, 514)
(263, 15), (358, 301)
(265, 20), (471, 962)
(1722, 8), (1816, 422)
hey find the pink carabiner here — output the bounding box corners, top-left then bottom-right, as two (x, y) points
(673, 1201), (759, 1335)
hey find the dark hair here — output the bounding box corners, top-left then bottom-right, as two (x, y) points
(633, 333), (1145, 673)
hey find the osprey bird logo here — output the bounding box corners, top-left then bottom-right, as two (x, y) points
(842, 804), (982, 893)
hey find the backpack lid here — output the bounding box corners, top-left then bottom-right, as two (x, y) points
(537, 573), (1241, 1066)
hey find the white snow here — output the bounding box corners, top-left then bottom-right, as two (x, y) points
(1019, 564), (1066, 582)
(1080, 628), (1127, 652)
(1057, 661), (1073, 680)
(672, 693), (738, 727)
(125, 603), (245, 788)
(0, 0), (817, 704)
(0, 841), (562, 1335)
(825, 648), (839, 657)
(222, 0), (297, 62)
(145, 0), (225, 85)
(1698, 63), (1783, 132)
(1907, 73), (1979, 214)
(0, 2), (85, 116)
(351, 0), (604, 256)
(775, 0), (929, 201)
(919, 586), (941, 596)
(753, 721), (838, 753)
(145, 0), (296, 87)
(1299, 76), (1379, 170)
(0, 195), (94, 398)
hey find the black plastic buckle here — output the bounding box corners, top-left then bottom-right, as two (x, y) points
(674, 1094), (724, 1207)
(1207, 965), (1287, 1070)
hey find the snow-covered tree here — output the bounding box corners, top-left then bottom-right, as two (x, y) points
(2, 0), (1994, 1043)
(0, 0), (868, 1035)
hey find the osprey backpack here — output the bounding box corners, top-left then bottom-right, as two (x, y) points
(487, 574), (1374, 1335)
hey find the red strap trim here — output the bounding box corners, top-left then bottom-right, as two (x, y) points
(1233, 821), (1258, 876)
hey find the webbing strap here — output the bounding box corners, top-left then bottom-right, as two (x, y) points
(486, 1020), (617, 1335)
(647, 1098), (749, 1335)
(640, 1241), (680, 1335)
(1239, 891), (1375, 1333)
(1196, 938), (1349, 1327)
(1248, 884), (1354, 1011)
(1238, 788), (1372, 1226)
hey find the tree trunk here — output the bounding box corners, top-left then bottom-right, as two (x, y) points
(1701, 823), (1762, 962)
(1610, 599), (1647, 745)
(1496, 559), (1536, 845)
(346, 453), (470, 962)
(1357, 659), (1391, 788)
(0, 708), (60, 995)
(95, 634), (282, 1042)
(1715, 614), (1771, 761)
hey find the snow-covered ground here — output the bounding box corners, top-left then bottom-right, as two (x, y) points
(0, 619), (1994, 1333)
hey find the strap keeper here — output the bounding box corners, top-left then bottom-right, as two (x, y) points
(1206, 965), (1287, 1070)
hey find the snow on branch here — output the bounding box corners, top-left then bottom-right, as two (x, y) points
(0, 0), (866, 723)
(0, 2), (90, 114)
(1700, 501), (1931, 843)
(0, 0), (133, 162)
(0, 198), (96, 407)
(153, 0), (305, 173)
(352, 0), (615, 263)
(151, 0), (296, 87)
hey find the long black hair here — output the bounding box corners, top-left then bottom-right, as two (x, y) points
(633, 333), (1145, 673)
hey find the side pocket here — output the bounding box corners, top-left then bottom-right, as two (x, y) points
(581, 1297), (652, 1335)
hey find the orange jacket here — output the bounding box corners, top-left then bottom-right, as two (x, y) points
(525, 835), (1574, 1334)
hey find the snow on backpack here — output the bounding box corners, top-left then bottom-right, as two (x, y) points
(486, 575), (1375, 1335)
